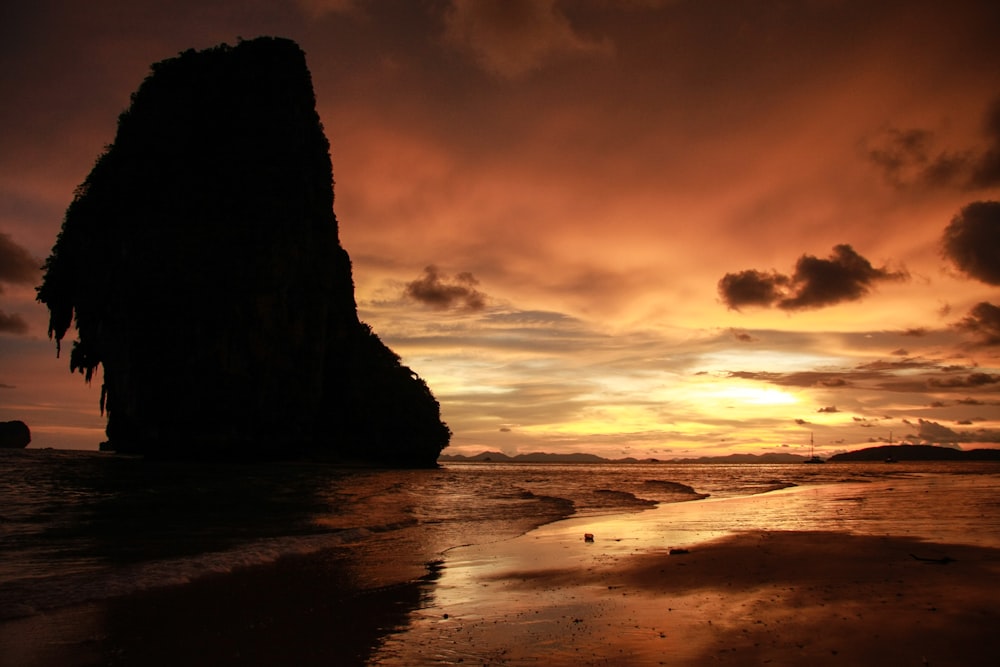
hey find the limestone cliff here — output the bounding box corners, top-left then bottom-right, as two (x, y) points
(37, 37), (449, 465)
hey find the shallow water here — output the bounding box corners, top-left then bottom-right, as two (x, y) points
(2, 448), (998, 622)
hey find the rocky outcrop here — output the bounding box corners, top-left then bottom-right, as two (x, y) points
(0, 420), (30, 449)
(36, 37), (449, 465)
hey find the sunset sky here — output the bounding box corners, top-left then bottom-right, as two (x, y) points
(2, 0), (1000, 458)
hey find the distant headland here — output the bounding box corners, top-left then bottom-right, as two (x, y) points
(36, 37), (449, 466)
(827, 444), (1000, 462)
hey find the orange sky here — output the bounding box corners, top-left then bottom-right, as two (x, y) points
(2, 0), (1000, 458)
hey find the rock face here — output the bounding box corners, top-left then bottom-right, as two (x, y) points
(36, 37), (449, 465)
(0, 420), (31, 449)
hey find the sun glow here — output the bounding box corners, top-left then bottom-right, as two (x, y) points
(716, 386), (799, 405)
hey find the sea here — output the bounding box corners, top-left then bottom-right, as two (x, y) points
(2, 448), (1000, 626)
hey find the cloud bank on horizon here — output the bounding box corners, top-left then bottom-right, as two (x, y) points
(1, 0), (999, 457)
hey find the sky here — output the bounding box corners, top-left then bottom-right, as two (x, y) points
(2, 0), (1000, 459)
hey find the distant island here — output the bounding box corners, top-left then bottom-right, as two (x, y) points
(441, 445), (1000, 464)
(35, 38), (449, 466)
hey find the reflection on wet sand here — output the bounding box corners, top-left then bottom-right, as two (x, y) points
(371, 482), (1000, 666)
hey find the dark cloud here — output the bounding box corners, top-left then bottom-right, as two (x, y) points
(794, 418), (809, 425)
(942, 202), (1000, 285)
(970, 96), (1000, 188)
(0, 310), (28, 334)
(867, 127), (970, 189)
(717, 270), (788, 310)
(405, 265), (487, 311)
(916, 419), (963, 444)
(954, 302), (1000, 345)
(867, 96), (1000, 190)
(817, 406), (839, 413)
(891, 348), (908, 356)
(0, 231), (39, 291)
(719, 244), (907, 311)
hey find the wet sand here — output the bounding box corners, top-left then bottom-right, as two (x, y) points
(374, 530), (1000, 666)
(3, 483), (1000, 666)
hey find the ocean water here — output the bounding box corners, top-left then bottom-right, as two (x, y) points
(2, 448), (999, 623)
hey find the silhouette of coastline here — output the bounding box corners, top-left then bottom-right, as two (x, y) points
(36, 37), (448, 465)
(441, 444), (1000, 464)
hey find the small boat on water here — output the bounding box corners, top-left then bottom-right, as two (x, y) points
(884, 431), (898, 463)
(804, 433), (824, 464)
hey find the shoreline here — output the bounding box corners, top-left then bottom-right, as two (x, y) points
(4, 475), (1000, 665)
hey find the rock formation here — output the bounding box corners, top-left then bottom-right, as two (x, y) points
(0, 420), (31, 448)
(36, 37), (449, 466)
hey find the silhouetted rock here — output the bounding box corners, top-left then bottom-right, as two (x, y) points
(36, 37), (449, 465)
(0, 420), (30, 448)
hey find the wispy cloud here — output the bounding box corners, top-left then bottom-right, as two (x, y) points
(0, 231), (39, 292)
(443, 0), (612, 78)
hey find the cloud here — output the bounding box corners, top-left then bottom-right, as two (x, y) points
(0, 231), (39, 292)
(916, 419), (963, 444)
(0, 310), (28, 334)
(717, 270), (789, 310)
(729, 328), (757, 343)
(817, 406), (839, 413)
(866, 127), (969, 189)
(955, 302), (1000, 345)
(719, 244), (908, 311)
(927, 372), (1000, 389)
(867, 96), (1000, 190)
(957, 397), (986, 405)
(942, 201), (1000, 285)
(970, 96), (1000, 188)
(404, 265), (487, 311)
(444, 0), (612, 78)
(295, 0), (361, 18)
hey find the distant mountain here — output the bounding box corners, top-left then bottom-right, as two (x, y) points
(828, 444), (1000, 462)
(438, 451), (614, 463)
(438, 451), (811, 464)
(666, 452), (811, 464)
